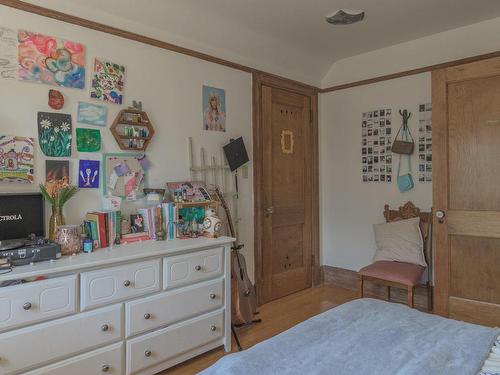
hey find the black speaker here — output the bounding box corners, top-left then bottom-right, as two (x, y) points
(223, 137), (249, 172)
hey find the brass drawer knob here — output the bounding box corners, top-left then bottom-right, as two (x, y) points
(144, 313), (151, 320)
(23, 302), (32, 310)
(209, 293), (216, 299)
(144, 350), (152, 357)
(123, 280), (131, 287)
(101, 324), (109, 332)
(195, 265), (202, 271)
(210, 325), (217, 332)
(102, 364), (110, 372)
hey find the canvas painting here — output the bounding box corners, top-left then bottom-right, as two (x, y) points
(76, 128), (101, 152)
(90, 58), (125, 104)
(17, 30), (85, 88)
(38, 112), (72, 157)
(45, 160), (70, 191)
(78, 159), (99, 188)
(0, 135), (34, 183)
(77, 102), (108, 126)
(0, 26), (17, 79)
(203, 85), (226, 132)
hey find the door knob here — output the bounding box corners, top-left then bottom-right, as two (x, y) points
(435, 210), (446, 223)
(265, 206), (274, 217)
(23, 302), (32, 310)
(101, 364), (110, 372)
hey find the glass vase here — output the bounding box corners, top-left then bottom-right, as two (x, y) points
(49, 206), (65, 242)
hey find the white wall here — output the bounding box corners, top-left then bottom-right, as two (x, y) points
(319, 16), (500, 271)
(319, 74), (432, 270)
(322, 16), (500, 87)
(0, 7), (255, 278)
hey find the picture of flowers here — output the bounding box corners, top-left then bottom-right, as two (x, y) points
(90, 58), (125, 105)
(17, 30), (85, 89)
(76, 128), (101, 152)
(37, 112), (72, 157)
(0, 135), (34, 183)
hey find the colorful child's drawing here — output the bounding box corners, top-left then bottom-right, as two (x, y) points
(78, 159), (99, 188)
(37, 112), (72, 157)
(203, 85), (226, 132)
(76, 128), (101, 152)
(17, 30), (85, 88)
(90, 58), (125, 104)
(77, 102), (108, 126)
(0, 135), (34, 183)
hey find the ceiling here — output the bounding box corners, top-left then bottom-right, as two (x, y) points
(23, 0), (500, 85)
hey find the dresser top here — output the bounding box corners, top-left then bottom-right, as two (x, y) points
(0, 236), (234, 282)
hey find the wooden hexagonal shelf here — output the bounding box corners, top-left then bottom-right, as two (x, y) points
(110, 109), (155, 151)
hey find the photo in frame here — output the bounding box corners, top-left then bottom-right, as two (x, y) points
(102, 153), (147, 199)
(202, 85), (226, 132)
(45, 160), (70, 193)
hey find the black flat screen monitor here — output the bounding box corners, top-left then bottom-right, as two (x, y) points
(223, 137), (249, 172)
(0, 193), (44, 240)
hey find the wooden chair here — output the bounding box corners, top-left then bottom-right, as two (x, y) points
(358, 202), (433, 310)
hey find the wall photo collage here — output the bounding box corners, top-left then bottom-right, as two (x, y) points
(418, 103), (432, 183)
(361, 108), (393, 183)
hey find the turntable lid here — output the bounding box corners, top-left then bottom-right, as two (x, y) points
(0, 239), (23, 251)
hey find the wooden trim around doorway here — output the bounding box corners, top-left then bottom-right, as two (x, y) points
(253, 72), (320, 306)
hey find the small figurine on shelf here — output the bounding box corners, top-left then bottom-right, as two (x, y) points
(203, 208), (222, 238)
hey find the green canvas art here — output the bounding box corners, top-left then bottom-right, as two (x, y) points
(76, 128), (101, 152)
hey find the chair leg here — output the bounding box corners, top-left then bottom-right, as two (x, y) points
(359, 276), (364, 298)
(427, 283), (433, 312)
(407, 286), (415, 308)
(386, 286), (391, 301)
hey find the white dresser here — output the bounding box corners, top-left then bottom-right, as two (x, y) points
(0, 237), (234, 375)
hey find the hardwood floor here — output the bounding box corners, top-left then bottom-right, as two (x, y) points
(160, 284), (357, 374)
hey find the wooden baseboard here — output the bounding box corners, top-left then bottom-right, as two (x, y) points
(321, 265), (432, 312)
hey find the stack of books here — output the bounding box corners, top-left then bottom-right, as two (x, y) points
(84, 211), (121, 249)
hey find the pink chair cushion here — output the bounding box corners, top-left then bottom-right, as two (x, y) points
(359, 261), (425, 286)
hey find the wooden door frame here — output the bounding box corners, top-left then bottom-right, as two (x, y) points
(252, 72), (320, 306)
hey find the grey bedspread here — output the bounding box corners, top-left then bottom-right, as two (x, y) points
(201, 298), (499, 375)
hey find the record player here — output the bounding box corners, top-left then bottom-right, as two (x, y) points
(0, 234), (61, 266)
(0, 193), (61, 267)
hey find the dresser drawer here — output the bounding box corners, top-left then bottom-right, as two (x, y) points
(163, 247), (224, 289)
(126, 309), (223, 375)
(126, 278), (224, 337)
(23, 342), (124, 375)
(0, 275), (77, 332)
(0, 304), (123, 375)
(81, 259), (161, 310)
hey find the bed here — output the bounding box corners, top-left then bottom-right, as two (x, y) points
(201, 298), (500, 375)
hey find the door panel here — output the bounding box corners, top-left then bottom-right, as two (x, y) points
(433, 57), (500, 327)
(261, 85), (312, 302)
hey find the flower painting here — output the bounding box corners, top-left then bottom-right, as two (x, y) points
(0, 135), (34, 183)
(203, 85), (226, 132)
(77, 102), (107, 126)
(76, 128), (101, 152)
(37, 112), (72, 157)
(90, 58), (125, 104)
(17, 30), (85, 88)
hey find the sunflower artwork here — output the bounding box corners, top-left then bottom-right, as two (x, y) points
(37, 112), (72, 157)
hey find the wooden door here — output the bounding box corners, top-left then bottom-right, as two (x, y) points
(259, 85), (312, 303)
(433, 57), (500, 327)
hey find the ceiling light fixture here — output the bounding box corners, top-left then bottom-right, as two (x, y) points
(326, 9), (365, 25)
